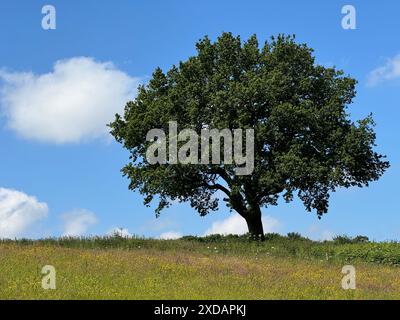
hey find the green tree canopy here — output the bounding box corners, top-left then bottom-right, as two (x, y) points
(109, 33), (389, 240)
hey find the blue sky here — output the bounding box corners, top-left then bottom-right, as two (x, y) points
(0, 0), (399, 241)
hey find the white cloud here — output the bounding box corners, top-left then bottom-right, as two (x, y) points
(367, 54), (400, 86)
(107, 227), (132, 238)
(62, 209), (97, 237)
(321, 230), (334, 241)
(0, 188), (48, 238)
(159, 231), (182, 240)
(306, 224), (334, 241)
(0, 57), (139, 143)
(204, 214), (280, 236)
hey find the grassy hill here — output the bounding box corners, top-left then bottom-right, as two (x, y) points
(1, 234), (399, 299)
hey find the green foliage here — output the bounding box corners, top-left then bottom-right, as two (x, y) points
(333, 235), (370, 244)
(264, 233), (284, 241)
(109, 32), (389, 236)
(287, 232), (304, 240)
(333, 235), (353, 244)
(353, 235), (370, 243)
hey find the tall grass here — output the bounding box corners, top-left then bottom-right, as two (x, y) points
(2, 233), (400, 266)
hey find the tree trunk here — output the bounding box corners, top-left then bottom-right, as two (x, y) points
(244, 206), (265, 241)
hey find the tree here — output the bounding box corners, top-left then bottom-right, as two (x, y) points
(109, 33), (389, 240)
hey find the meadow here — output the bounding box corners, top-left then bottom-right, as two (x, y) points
(0, 234), (400, 299)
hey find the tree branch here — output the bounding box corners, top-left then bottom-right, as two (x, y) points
(202, 182), (231, 197)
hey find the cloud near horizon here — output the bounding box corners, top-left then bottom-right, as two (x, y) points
(0, 57), (139, 143)
(62, 209), (98, 237)
(204, 214), (280, 236)
(159, 231), (182, 240)
(0, 187), (48, 238)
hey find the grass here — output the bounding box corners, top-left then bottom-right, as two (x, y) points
(0, 234), (400, 299)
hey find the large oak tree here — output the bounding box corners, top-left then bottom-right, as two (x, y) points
(109, 33), (389, 240)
